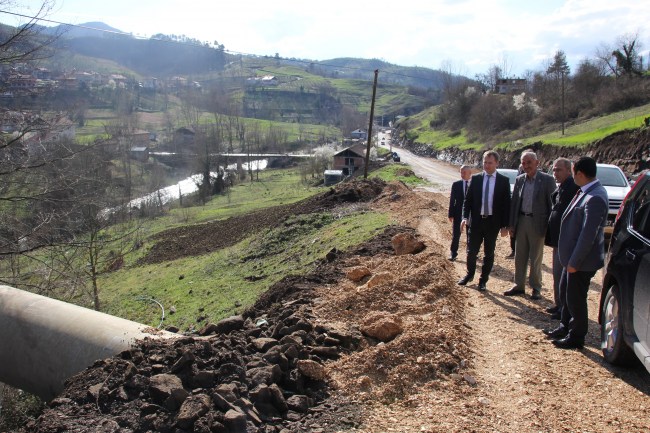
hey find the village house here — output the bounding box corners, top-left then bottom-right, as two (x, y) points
(246, 75), (278, 87)
(130, 146), (149, 162)
(332, 143), (367, 175)
(127, 129), (152, 147)
(496, 78), (527, 95)
(350, 129), (367, 140)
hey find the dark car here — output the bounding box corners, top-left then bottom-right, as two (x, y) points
(392, 152), (400, 162)
(599, 170), (650, 373)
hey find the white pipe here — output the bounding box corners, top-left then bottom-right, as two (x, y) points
(0, 285), (177, 401)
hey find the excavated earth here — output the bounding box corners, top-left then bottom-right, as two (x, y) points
(22, 179), (469, 433)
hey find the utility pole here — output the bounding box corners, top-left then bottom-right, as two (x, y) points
(560, 69), (564, 135)
(364, 69), (379, 179)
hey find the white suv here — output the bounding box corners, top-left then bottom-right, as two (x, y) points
(597, 163), (632, 235)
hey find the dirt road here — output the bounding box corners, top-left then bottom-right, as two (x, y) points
(339, 154), (650, 432)
(383, 144), (460, 191)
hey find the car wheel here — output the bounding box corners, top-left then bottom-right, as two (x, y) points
(601, 284), (636, 365)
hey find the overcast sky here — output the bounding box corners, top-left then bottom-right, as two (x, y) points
(4, 0), (649, 76)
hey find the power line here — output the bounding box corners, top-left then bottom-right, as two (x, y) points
(0, 8), (445, 84)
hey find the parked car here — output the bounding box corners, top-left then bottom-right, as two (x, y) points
(496, 168), (518, 193)
(597, 163), (632, 236)
(392, 152), (400, 162)
(599, 170), (650, 373)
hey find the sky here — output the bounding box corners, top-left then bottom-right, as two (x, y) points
(4, 0), (649, 77)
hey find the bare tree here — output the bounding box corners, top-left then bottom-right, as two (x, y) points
(596, 33), (644, 77)
(0, 1), (60, 67)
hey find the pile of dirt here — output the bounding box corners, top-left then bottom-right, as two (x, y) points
(138, 178), (388, 266)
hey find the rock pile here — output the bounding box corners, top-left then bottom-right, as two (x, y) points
(22, 292), (365, 432)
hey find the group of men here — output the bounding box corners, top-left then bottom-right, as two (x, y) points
(447, 150), (609, 350)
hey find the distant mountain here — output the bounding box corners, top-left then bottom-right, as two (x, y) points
(38, 22), (228, 77)
(38, 21), (451, 90)
(38, 21), (125, 39)
(313, 58), (449, 90)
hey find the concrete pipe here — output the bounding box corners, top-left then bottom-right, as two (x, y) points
(0, 285), (177, 402)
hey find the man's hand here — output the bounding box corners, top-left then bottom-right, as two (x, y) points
(448, 217), (453, 223)
(508, 227), (515, 236)
(567, 265), (577, 273)
(500, 228), (508, 237)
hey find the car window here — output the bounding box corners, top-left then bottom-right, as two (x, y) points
(631, 183), (650, 238)
(598, 166), (628, 187)
(498, 170), (518, 184)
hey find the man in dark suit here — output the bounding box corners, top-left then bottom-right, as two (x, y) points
(504, 151), (557, 300)
(458, 150), (511, 291)
(544, 157), (608, 349)
(544, 158), (579, 318)
(448, 165), (472, 261)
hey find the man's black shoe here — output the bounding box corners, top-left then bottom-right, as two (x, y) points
(543, 327), (568, 339)
(448, 254), (458, 261)
(503, 287), (525, 296)
(477, 282), (487, 292)
(545, 306), (559, 314)
(457, 275), (472, 286)
(552, 336), (584, 349)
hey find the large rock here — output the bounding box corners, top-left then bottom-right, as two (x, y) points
(360, 311), (404, 342)
(148, 373), (189, 410)
(176, 393), (211, 429)
(346, 266), (371, 282)
(366, 272), (392, 288)
(215, 315), (245, 333)
(391, 232), (425, 255)
(296, 359), (327, 380)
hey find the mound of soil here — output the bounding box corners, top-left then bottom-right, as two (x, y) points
(138, 178), (387, 266)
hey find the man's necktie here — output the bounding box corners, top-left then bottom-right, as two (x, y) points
(464, 181), (468, 197)
(569, 188), (583, 208)
(482, 175), (491, 216)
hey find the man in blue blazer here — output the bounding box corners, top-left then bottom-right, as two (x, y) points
(458, 150), (511, 291)
(544, 156), (608, 349)
(448, 165), (472, 261)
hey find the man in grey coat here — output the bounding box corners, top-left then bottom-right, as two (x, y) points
(504, 151), (557, 300)
(544, 156), (608, 349)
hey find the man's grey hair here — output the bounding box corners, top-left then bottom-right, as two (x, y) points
(553, 157), (572, 170)
(460, 165), (471, 171)
(520, 150), (538, 161)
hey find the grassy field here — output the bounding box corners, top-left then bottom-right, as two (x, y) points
(406, 102), (650, 151)
(370, 162), (428, 187)
(501, 103), (650, 148)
